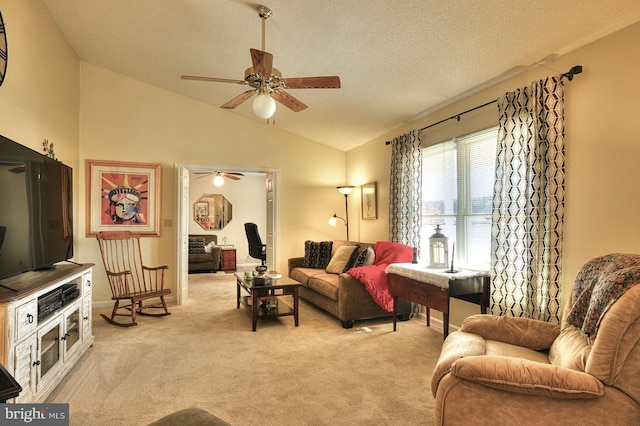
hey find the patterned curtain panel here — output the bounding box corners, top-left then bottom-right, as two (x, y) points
(388, 129), (422, 246)
(490, 75), (565, 323)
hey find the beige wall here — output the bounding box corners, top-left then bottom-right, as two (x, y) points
(347, 22), (640, 327)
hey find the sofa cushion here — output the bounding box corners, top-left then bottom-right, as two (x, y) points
(326, 245), (359, 274)
(190, 253), (213, 263)
(289, 267), (326, 287)
(302, 240), (333, 268)
(308, 274), (340, 301)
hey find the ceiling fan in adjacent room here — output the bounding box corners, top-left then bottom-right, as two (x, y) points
(194, 171), (244, 187)
(181, 5), (341, 119)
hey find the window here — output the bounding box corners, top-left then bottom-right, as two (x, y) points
(421, 127), (497, 270)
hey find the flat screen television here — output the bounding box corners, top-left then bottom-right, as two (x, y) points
(0, 134), (73, 281)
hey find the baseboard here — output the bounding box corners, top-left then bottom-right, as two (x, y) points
(416, 311), (461, 334)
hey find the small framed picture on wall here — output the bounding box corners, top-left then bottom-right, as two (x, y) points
(361, 182), (377, 220)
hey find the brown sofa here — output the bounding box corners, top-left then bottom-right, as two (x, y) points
(288, 240), (412, 328)
(431, 253), (640, 425)
(188, 235), (221, 273)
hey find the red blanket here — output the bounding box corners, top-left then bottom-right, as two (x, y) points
(347, 241), (414, 312)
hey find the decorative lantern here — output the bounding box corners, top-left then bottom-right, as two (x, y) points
(429, 224), (449, 269)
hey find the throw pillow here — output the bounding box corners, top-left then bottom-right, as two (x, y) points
(353, 246), (375, 267)
(373, 241), (414, 267)
(302, 240), (333, 269)
(325, 244), (360, 274)
(188, 237), (205, 254)
(204, 241), (217, 253)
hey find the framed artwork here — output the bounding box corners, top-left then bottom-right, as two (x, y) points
(361, 182), (377, 220)
(86, 160), (161, 236)
(194, 201), (209, 221)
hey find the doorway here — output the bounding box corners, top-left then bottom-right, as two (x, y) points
(175, 165), (278, 304)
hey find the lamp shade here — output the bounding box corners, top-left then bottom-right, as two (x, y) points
(328, 216), (337, 226)
(252, 93), (276, 119)
(337, 186), (354, 195)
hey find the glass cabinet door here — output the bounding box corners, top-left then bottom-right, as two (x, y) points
(37, 320), (62, 381)
(63, 304), (81, 357)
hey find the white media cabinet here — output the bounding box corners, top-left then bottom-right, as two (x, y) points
(0, 263), (94, 403)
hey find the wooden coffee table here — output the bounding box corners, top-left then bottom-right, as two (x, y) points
(235, 272), (301, 332)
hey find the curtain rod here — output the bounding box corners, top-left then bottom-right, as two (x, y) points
(386, 65), (582, 144)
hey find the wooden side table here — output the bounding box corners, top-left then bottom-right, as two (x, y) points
(220, 248), (237, 272)
(387, 264), (490, 339)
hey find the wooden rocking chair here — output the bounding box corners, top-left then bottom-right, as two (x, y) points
(96, 231), (171, 327)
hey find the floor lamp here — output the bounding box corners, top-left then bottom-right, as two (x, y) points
(328, 186), (354, 240)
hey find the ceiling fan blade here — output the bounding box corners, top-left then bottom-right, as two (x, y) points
(283, 76), (341, 89)
(250, 48), (273, 78)
(223, 172), (244, 177)
(224, 175), (241, 181)
(181, 75), (248, 85)
(221, 90), (256, 109)
(194, 173), (213, 179)
(272, 91), (308, 112)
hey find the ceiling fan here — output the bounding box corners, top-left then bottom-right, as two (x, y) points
(194, 171), (244, 187)
(181, 5), (341, 119)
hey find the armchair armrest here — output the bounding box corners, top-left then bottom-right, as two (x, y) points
(210, 247), (222, 270)
(451, 355), (604, 399)
(461, 314), (560, 350)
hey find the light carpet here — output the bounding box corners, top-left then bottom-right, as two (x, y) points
(47, 273), (441, 425)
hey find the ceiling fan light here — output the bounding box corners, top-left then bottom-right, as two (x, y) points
(252, 92), (276, 119)
(213, 174), (225, 187)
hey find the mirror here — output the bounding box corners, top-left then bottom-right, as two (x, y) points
(194, 194), (233, 230)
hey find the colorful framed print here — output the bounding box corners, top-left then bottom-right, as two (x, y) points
(86, 160), (161, 236)
(361, 182), (377, 220)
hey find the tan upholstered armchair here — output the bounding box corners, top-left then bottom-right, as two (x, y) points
(431, 254), (640, 425)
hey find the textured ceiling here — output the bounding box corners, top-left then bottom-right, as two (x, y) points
(42, 0), (640, 151)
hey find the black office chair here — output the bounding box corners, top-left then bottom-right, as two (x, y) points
(244, 222), (267, 267)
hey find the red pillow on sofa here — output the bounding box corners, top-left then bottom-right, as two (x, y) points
(372, 241), (414, 267)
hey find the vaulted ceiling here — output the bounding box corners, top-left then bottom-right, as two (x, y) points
(42, 0), (640, 151)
